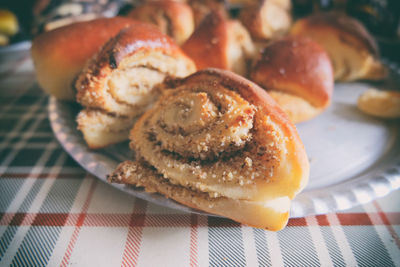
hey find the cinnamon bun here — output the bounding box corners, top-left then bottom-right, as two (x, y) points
(109, 68), (309, 230)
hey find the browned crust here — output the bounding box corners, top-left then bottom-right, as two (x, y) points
(251, 36), (334, 109)
(293, 12), (379, 56)
(188, 0), (227, 26)
(31, 17), (141, 68)
(31, 17), (142, 100)
(181, 11), (229, 70)
(239, 0), (291, 40)
(239, 1), (265, 40)
(127, 1), (194, 44)
(75, 22), (195, 109)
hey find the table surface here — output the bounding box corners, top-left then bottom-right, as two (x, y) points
(0, 52), (399, 267)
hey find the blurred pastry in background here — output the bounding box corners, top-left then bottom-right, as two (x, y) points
(127, 1), (194, 45)
(357, 88), (400, 118)
(188, 0), (227, 26)
(182, 11), (255, 77)
(76, 23), (196, 148)
(31, 17), (140, 100)
(251, 36), (334, 123)
(239, 0), (292, 41)
(290, 12), (386, 82)
(0, 9), (19, 46)
(347, 0), (400, 38)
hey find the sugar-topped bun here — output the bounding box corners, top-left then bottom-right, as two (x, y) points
(109, 68), (309, 230)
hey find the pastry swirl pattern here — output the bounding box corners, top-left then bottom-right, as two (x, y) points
(110, 69), (309, 230)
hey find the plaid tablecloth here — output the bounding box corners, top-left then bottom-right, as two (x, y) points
(0, 53), (399, 267)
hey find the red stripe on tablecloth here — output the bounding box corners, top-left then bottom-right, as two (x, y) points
(60, 178), (97, 267)
(287, 217), (307, 226)
(316, 214), (330, 226)
(9, 213), (26, 226)
(31, 213), (69, 226)
(189, 214), (198, 267)
(290, 213), (393, 226)
(2, 212), (399, 227)
(121, 199), (147, 267)
(83, 213), (131, 227)
(144, 214), (192, 227)
(0, 173), (84, 179)
(337, 213), (373, 226)
(373, 201), (400, 249)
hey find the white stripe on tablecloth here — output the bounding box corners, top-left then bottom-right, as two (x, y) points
(46, 175), (94, 267)
(0, 141), (60, 228)
(0, 97), (47, 174)
(1, 151), (66, 266)
(197, 216), (209, 267)
(137, 226), (191, 267)
(265, 231), (284, 267)
(326, 213), (358, 266)
(1, 142), (54, 149)
(363, 203), (400, 264)
(305, 216), (334, 267)
(0, 111), (46, 120)
(3, 166), (83, 174)
(0, 179), (35, 226)
(0, 131), (53, 138)
(69, 227), (129, 267)
(241, 225), (258, 266)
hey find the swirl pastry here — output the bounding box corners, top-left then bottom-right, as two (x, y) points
(127, 1), (194, 45)
(31, 17), (140, 100)
(76, 23), (196, 148)
(182, 11), (255, 77)
(290, 12), (386, 82)
(109, 68), (309, 230)
(251, 36), (334, 123)
(239, 0), (292, 41)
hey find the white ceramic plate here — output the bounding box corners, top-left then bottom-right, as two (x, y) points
(48, 63), (400, 218)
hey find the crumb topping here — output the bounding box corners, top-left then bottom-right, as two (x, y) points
(126, 82), (287, 199)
